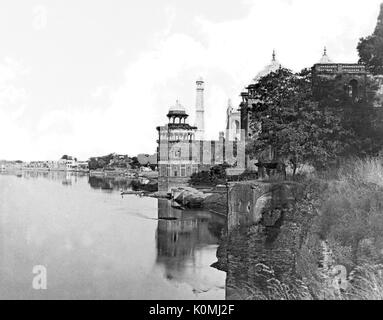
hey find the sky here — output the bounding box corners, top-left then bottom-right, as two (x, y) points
(0, 0), (382, 161)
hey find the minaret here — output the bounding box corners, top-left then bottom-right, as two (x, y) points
(195, 77), (205, 140)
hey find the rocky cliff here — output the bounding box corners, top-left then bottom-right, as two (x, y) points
(213, 180), (323, 300)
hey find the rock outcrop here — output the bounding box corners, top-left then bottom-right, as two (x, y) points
(171, 186), (227, 212)
(212, 180), (318, 300)
(227, 181), (304, 232)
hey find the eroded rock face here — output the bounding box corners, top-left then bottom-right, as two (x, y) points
(202, 193), (227, 214)
(227, 181), (304, 232)
(212, 180), (314, 300)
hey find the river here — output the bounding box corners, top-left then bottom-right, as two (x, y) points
(0, 171), (226, 300)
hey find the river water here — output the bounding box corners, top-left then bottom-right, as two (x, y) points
(0, 172), (226, 300)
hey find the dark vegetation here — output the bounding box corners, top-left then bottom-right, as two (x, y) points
(189, 163), (231, 186)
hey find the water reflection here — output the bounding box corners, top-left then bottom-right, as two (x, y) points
(0, 172), (226, 299)
(14, 170), (86, 183)
(156, 200), (225, 289)
(88, 175), (132, 191)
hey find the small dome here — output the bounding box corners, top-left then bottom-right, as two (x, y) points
(253, 50), (282, 83)
(319, 47), (333, 64)
(169, 100), (186, 115)
(169, 100), (186, 113)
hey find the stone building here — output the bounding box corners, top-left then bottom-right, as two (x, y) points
(312, 48), (368, 103)
(156, 100), (199, 192)
(156, 79), (245, 192)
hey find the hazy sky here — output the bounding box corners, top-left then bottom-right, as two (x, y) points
(0, 0), (382, 161)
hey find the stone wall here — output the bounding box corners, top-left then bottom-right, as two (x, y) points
(213, 180), (319, 300)
(227, 181), (304, 233)
(158, 176), (190, 192)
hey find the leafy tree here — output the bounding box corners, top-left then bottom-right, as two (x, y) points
(357, 4), (383, 75)
(246, 68), (355, 174)
(189, 163), (231, 186)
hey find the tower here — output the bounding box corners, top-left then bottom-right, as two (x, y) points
(195, 77), (205, 140)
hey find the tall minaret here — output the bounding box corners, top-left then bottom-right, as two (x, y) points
(195, 77), (205, 140)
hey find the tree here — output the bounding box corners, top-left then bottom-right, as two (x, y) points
(246, 68), (354, 174)
(189, 163), (231, 186)
(130, 157), (140, 169)
(357, 4), (383, 75)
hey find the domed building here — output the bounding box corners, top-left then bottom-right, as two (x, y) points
(156, 100), (199, 192)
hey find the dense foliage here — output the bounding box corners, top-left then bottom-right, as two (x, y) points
(88, 154), (140, 170)
(247, 68), (352, 173)
(189, 163), (231, 186)
(246, 67), (383, 174)
(357, 4), (383, 75)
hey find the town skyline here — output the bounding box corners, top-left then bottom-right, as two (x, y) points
(0, 0), (382, 161)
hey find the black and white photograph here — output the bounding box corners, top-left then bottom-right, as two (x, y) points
(1, 0), (383, 305)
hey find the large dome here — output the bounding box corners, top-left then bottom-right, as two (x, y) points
(253, 50), (282, 83)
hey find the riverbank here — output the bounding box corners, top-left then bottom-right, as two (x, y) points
(90, 169), (158, 179)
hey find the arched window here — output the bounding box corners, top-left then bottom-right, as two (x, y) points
(234, 120), (240, 134)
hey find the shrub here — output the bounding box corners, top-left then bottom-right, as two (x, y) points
(189, 163), (231, 186)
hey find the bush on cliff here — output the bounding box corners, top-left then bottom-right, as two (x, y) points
(318, 157), (383, 266)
